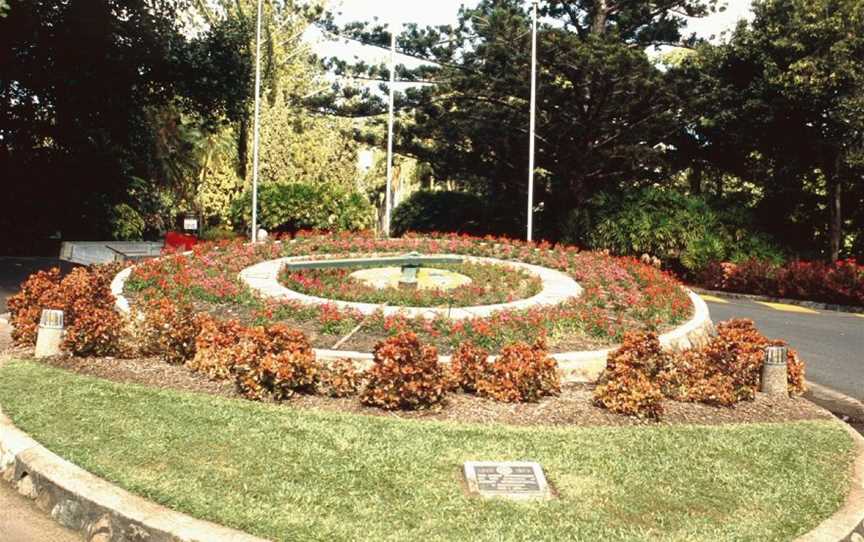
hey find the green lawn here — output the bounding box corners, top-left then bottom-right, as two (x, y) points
(0, 360), (854, 542)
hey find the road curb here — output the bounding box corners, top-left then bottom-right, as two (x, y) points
(795, 417), (864, 541)
(690, 287), (864, 314)
(806, 381), (864, 422)
(0, 363), (268, 542)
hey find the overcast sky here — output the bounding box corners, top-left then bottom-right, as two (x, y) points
(312, 0), (754, 63)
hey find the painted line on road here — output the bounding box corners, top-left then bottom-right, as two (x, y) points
(699, 294), (728, 304)
(755, 301), (819, 314)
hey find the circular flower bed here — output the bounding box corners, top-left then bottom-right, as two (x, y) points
(124, 232), (693, 353)
(279, 260), (542, 307)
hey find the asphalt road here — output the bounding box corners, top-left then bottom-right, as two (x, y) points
(704, 296), (864, 402)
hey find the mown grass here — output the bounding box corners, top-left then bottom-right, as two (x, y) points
(0, 360), (854, 542)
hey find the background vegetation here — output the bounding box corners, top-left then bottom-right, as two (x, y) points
(2, 0), (861, 270)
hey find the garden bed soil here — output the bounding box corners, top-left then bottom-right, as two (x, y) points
(22, 351), (833, 429)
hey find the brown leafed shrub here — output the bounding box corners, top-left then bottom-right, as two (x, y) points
(8, 267), (63, 345)
(594, 321), (807, 419)
(188, 316), (245, 380)
(449, 341), (489, 392)
(316, 358), (364, 398)
(593, 331), (672, 418)
(230, 324), (318, 401)
(136, 298), (203, 364)
(476, 339), (560, 403)
(8, 266), (122, 356)
(691, 319), (806, 397)
(360, 332), (448, 410)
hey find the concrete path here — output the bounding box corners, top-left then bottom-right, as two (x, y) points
(0, 321), (78, 541)
(0, 482), (79, 542)
(703, 295), (864, 402)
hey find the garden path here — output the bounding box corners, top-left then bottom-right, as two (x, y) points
(0, 320), (79, 542)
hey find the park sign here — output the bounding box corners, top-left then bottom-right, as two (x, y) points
(463, 461), (553, 501)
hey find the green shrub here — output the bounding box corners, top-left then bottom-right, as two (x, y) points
(565, 188), (784, 273)
(110, 203), (145, 241)
(391, 190), (483, 237)
(230, 182), (374, 233)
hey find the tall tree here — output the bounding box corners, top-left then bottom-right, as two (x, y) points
(674, 0), (864, 260)
(312, 0), (716, 238)
(0, 0), (252, 248)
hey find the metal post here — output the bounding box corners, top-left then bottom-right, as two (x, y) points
(251, 0), (263, 243)
(526, 0), (538, 242)
(385, 22), (397, 238)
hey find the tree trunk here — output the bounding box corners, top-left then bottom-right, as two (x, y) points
(827, 174), (842, 262)
(689, 163), (703, 195)
(592, 0), (609, 35)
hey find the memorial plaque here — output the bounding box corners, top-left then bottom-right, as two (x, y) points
(463, 461), (552, 500)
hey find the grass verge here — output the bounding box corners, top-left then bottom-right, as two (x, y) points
(0, 359), (854, 542)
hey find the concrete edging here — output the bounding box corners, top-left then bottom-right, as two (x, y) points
(0, 403), (268, 542)
(112, 262), (714, 383)
(691, 286), (864, 315)
(238, 254), (583, 320)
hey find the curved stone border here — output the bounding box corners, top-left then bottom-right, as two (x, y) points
(111, 261), (712, 383)
(239, 255), (583, 320)
(691, 286), (864, 315)
(0, 403), (267, 542)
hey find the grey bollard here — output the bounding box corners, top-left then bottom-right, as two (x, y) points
(34, 309), (64, 358)
(761, 345), (788, 396)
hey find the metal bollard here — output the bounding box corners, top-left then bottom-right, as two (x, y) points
(34, 309), (64, 358)
(760, 345), (788, 396)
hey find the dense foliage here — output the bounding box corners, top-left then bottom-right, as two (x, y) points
(230, 182), (374, 234)
(391, 191), (484, 237)
(699, 259), (864, 307)
(229, 323), (319, 401)
(570, 188), (785, 273)
(0, 1), (253, 249)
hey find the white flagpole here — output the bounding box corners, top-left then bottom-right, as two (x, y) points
(527, 0), (538, 242)
(384, 22), (397, 237)
(251, 0), (263, 242)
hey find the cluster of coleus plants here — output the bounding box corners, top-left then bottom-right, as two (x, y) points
(698, 258), (864, 307)
(125, 231), (693, 351)
(593, 319), (807, 419)
(9, 264), (125, 356)
(279, 260), (542, 308)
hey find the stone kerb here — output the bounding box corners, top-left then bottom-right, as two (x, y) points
(111, 255), (713, 384)
(0, 405), (268, 542)
(238, 255), (583, 320)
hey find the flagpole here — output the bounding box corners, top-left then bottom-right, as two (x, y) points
(384, 21), (397, 238)
(526, 0), (538, 242)
(251, 0), (263, 242)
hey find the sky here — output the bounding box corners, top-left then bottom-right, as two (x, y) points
(311, 0), (755, 64)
